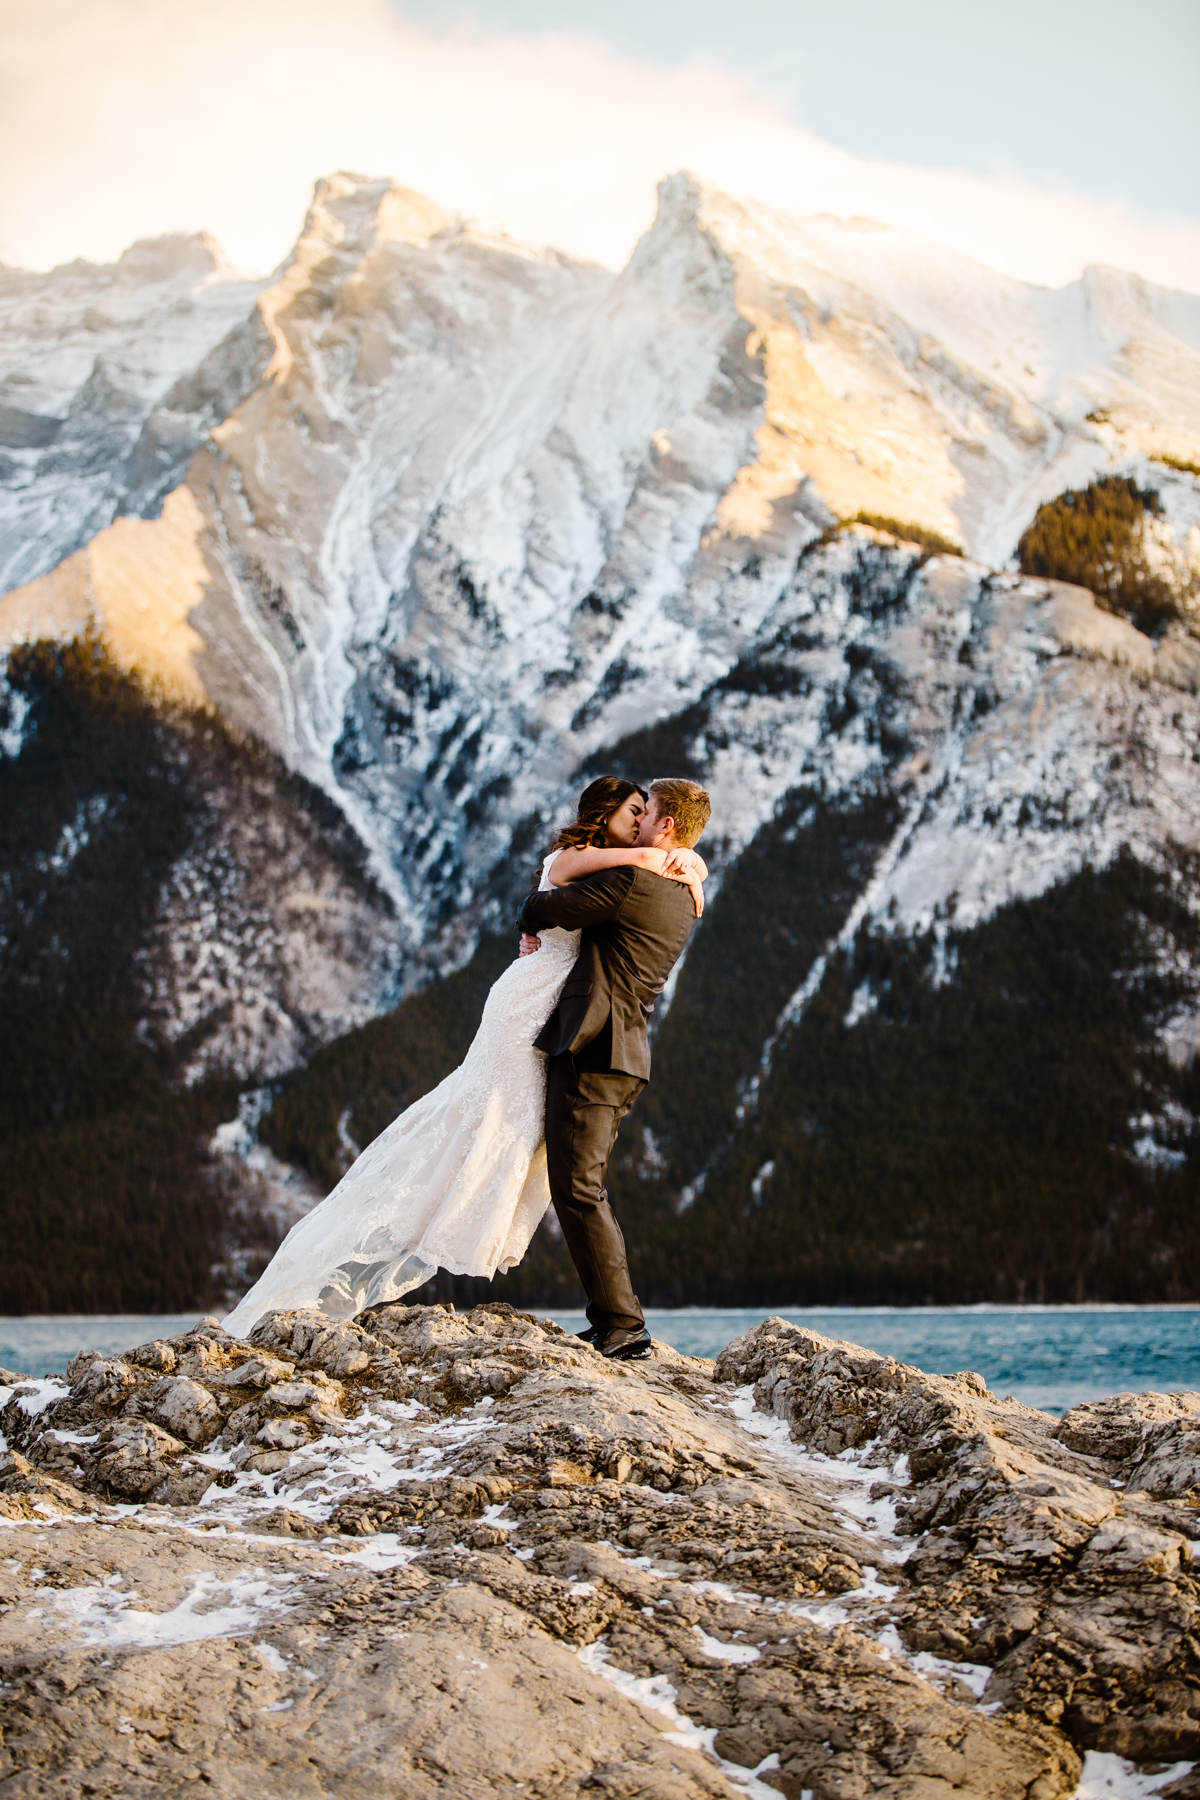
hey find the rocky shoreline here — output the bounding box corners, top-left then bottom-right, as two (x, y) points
(1, 1304), (1197, 1798)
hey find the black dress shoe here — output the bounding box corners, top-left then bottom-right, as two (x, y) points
(597, 1325), (652, 1361)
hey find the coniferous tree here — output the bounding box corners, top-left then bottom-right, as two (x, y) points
(1017, 476), (1180, 638)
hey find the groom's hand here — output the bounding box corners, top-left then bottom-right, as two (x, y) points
(518, 933), (542, 957)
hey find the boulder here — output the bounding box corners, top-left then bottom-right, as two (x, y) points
(142, 1376), (222, 1446)
(85, 1418), (188, 1500)
(249, 1308), (374, 1378)
(1055, 1390), (1200, 1500)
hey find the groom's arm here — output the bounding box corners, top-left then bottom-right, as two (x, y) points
(518, 865), (637, 936)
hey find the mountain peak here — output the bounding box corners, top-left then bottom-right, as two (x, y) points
(65, 231), (237, 285)
(299, 172), (453, 262)
(644, 172), (907, 288)
(654, 168), (706, 219)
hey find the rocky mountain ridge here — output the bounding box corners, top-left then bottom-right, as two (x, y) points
(0, 232), (271, 594)
(3, 170), (1199, 946)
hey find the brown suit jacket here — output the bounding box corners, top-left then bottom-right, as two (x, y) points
(519, 865), (697, 1081)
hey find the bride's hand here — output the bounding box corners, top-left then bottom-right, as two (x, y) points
(661, 847), (702, 882)
(687, 876), (704, 918)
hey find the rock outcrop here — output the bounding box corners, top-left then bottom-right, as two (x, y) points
(1, 1307), (1197, 1798)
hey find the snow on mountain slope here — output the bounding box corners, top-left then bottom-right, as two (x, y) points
(0, 234), (270, 593)
(679, 178), (1200, 568)
(1, 168), (1198, 1078)
(0, 630), (402, 1088)
(651, 526), (1200, 1082)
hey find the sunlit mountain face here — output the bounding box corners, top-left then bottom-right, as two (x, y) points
(1, 169), (1198, 1311)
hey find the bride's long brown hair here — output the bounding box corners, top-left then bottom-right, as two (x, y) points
(541, 776), (648, 876)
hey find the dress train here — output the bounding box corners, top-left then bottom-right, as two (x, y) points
(223, 856), (577, 1335)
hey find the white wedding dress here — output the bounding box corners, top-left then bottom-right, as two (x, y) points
(223, 855), (579, 1336)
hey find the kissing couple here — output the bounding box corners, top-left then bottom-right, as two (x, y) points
(224, 774), (713, 1359)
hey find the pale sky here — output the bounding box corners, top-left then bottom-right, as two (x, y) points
(1, 0), (1198, 292)
(396, 0), (1200, 223)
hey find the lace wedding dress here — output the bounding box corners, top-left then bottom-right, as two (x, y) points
(223, 855), (579, 1336)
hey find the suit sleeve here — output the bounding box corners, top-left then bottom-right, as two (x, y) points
(519, 865), (637, 935)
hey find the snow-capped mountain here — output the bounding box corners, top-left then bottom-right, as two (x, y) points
(1, 169), (1198, 1307)
(4, 172), (1198, 951)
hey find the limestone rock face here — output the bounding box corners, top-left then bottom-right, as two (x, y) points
(1055, 1389), (1200, 1501)
(0, 234), (270, 595)
(0, 1306), (1196, 1798)
(715, 1321), (1200, 1766)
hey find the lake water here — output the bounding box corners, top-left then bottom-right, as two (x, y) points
(2, 1306), (1196, 1417)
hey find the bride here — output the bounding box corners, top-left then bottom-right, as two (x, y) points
(222, 776), (707, 1336)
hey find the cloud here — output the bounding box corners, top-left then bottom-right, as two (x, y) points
(2, 0), (1198, 293)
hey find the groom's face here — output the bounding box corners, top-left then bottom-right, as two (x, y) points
(637, 797), (669, 846)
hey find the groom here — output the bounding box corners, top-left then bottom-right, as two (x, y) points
(518, 777), (713, 1360)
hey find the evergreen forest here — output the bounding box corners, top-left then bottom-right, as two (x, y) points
(0, 635), (381, 1313)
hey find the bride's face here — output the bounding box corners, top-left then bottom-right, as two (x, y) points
(605, 791), (647, 847)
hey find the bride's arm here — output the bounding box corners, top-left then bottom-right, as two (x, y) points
(548, 844), (707, 917)
(548, 844), (707, 884)
(546, 845), (669, 885)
